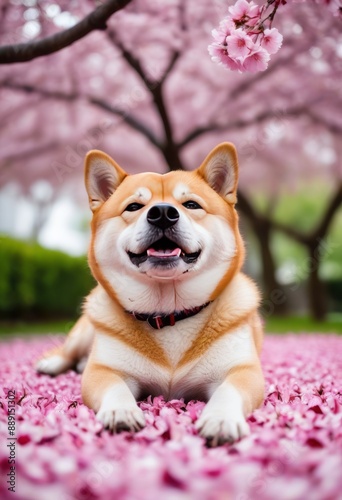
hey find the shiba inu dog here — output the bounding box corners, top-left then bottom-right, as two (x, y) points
(36, 142), (264, 446)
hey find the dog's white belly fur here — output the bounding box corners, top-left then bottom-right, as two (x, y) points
(94, 321), (255, 401)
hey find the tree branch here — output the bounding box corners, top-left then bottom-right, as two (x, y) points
(178, 105), (311, 149)
(107, 26), (180, 89)
(106, 29), (153, 86)
(239, 183), (342, 247)
(2, 81), (161, 149)
(159, 50), (180, 87)
(269, 184), (342, 245)
(0, 141), (60, 166)
(311, 183), (342, 242)
(1, 81), (78, 100)
(269, 220), (309, 245)
(106, 27), (186, 170)
(229, 50), (297, 101)
(88, 96), (162, 148)
(307, 110), (342, 135)
(106, 29), (177, 147)
(237, 190), (310, 244)
(0, 0), (132, 64)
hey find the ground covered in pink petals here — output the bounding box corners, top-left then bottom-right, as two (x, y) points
(1, 334), (342, 500)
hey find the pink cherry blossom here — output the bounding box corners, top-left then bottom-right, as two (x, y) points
(242, 46), (271, 72)
(226, 28), (254, 58)
(208, 43), (242, 71)
(228, 0), (260, 23)
(261, 28), (283, 55)
(218, 16), (236, 36)
(211, 27), (227, 45)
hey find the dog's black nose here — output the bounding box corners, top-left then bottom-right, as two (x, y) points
(147, 204), (180, 230)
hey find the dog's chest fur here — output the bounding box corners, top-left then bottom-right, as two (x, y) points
(87, 273), (258, 401)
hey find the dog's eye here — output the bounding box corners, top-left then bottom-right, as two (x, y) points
(182, 200), (202, 210)
(125, 203), (144, 212)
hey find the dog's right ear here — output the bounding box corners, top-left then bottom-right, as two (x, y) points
(85, 150), (127, 212)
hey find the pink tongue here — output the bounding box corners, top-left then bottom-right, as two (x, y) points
(147, 247), (181, 258)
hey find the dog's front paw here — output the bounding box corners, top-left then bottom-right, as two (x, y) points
(36, 354), (73, 376)
(195, 411), (250, 447)
(96, 405), (146, 433)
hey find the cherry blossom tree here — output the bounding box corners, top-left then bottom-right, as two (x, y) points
(0, 0), (341, 319)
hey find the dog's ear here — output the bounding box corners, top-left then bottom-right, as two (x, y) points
(197, 142), (239, 204)
(85, 150), (127, 212)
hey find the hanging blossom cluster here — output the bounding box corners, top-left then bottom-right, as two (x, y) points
(209, 0), (342, 73)
(208, 0), (284, 73)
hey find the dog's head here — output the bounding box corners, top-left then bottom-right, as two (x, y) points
(85, 143), (245, 313)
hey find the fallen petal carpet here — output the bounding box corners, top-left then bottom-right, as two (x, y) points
(0, 334), (342, 500)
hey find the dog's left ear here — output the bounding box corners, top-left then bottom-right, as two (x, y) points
(197, 142), (239, 204)
(85, 150), (127, 212)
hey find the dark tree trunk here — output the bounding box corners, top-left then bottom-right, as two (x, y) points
(237, 191), (288, 315)
(257, 221), (278, 294)
(161, 143), (184, 171)
(307, 243), (327, 321)
(254, 218), (288, 315)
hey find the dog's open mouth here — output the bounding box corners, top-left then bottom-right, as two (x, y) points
(128, 236), (201, 266)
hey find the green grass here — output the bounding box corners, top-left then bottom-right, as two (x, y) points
(0, 319), (76, 337)
(1, 314), (342, 338)
(265, 313), (342, 334)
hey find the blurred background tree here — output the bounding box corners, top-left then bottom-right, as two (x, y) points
(0, 0), (341, 323)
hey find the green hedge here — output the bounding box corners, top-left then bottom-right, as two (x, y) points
(0, 236), (95, 319)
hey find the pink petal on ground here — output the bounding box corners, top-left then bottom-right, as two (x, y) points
(0, 334), (342, 499)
